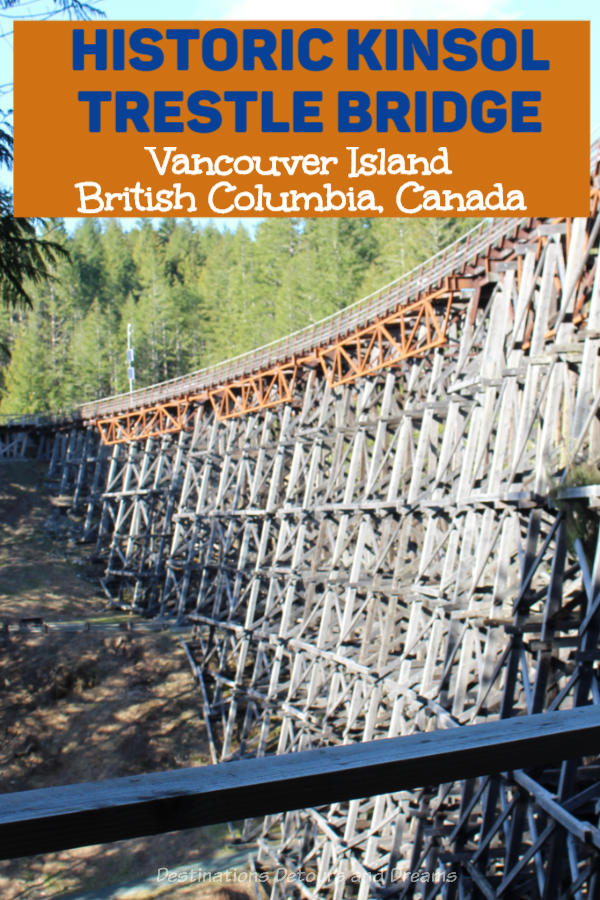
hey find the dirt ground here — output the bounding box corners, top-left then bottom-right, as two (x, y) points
(0, 462), (257, 900)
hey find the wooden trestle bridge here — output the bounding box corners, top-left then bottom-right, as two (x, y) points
(3, 153), (600, 898)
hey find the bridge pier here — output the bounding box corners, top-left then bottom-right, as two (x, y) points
(0, 419), (64, 461)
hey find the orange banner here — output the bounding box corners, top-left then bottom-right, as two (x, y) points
(14, 21), (590, 217)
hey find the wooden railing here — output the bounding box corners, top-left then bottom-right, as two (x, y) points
(0, 707), (598, 859)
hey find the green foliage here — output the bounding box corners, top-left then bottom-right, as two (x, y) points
(0, 215), (478, 414)
(555, 463), (600, 565)
(0, 0), (104, 311)
(0, 125), (69, 310)
(0, 123), (12, 170)
(0, 199), (70, 309)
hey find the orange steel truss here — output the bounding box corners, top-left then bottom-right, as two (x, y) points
(96, 399), (191, 446)
(204, 280), (459, 420)
(91, 179), (595, 443)
(93, 281), (461, 441)
(207, 364), (297, 421)
(56, 152), (600, 445)
(314, 282), (456, 389)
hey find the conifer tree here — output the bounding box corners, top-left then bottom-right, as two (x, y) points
(0, 214), (482, 414)
(0, 0), (102, 310)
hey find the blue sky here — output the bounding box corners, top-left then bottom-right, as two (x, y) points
(0, 0), (597, 229)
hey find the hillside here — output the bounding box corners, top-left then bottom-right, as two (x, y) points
(0, 461), (256, 900)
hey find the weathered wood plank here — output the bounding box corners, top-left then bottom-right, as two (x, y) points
(0, 707), (598, 860)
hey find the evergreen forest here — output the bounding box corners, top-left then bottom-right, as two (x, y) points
(0, 216), (476, 415)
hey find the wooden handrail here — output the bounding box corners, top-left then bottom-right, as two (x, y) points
(0, 707), (598, 859)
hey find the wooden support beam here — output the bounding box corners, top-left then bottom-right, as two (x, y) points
(0, 707), (598, 860)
